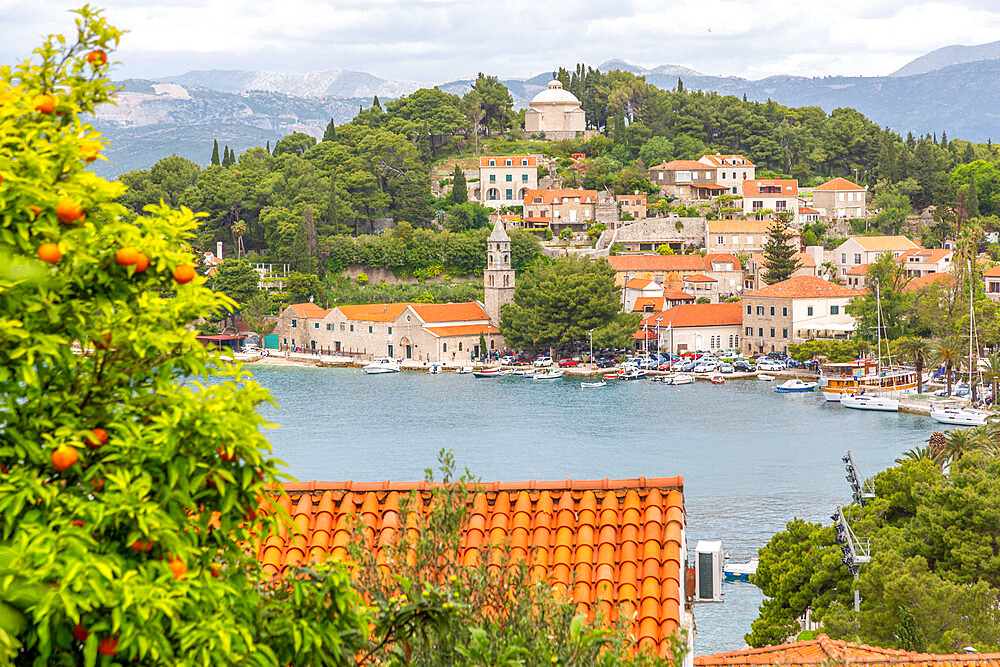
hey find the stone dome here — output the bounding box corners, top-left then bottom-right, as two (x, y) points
(530, 79), (581, 106)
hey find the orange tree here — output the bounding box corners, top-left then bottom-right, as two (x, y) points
(0, 9), (366, 665)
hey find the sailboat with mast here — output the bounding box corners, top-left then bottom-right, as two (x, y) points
(840, 282), (915, 412)
(930, 261), (990, 427)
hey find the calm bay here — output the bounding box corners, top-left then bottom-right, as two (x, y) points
(252, 365), (938, 654)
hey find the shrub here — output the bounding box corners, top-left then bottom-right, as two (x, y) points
(356, 271), (369, 285)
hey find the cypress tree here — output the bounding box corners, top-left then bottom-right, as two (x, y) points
(322, 118), (337, 142)
(968, 172), (980, 218)
(221, 146), (230, 166)
(372, 95), (382, 112)
(896, 607), (927, 652)
(266, 140), (271, 154)
(210, 139), (220, 166)
(762, 219), (802, 284)
(677, 78), (684, 93)
(417, 121), (432, 161)
(452, 164), (467, 204)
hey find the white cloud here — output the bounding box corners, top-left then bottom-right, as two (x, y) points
(2, 0), (1000, 82)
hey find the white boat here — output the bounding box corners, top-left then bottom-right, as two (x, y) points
(363, 357), (401, 374)
(427, 364), (442, 375)
(513, 368), (537, 377)
(930, 407), (989, 426)
(775, 379), (817, 393)
(723, 557), (758, 581)
(533, 369), (564, 380)
(581, 380), (606, 388)
(456, 366), (473, 374)
(472, 367), (504, 378)
(840, 393), (899, 412)
(662, 373), (694, 385)
(757, 374), (775, 381)
(710, 373), (725, 385)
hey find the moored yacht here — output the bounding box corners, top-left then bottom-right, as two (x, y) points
(363, 357), (401, 374)
(840, 393), (899, 412)
(930, 407), (989, 426)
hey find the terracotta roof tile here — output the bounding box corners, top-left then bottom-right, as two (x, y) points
(523, 189), (598, 205)
(262, 478), (685, 655)
(663, 290), (696, 301)
(407, 302), (489, 323)
(481, 155), (537, 167)
(650, 160), (714, 170)
(744, 275), (856, 299)
(847, 235), (919, 252)
(639, 303), (743, 328)
(335, 303), (410, 322)
(904, 272), (956, 293)
(986, 265), (1000, 278)
(699, 154), (755, 168)
(897, 248), (952, 263)
(813, 177), (864, 191)
(695, 634), (1000, 666)
(609, 253), (742, 273)
(289, 303), (332, 318)
(846, 263), (871, 275)
(799, 206), (820, 214)
(683, 274), (717, 283)
(742, 179), (799, 197)
(626, 278), (659, 289)
(632, 297), (666, 312)
(423, 324), (500, 337)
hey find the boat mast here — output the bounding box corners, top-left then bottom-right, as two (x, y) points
(875, 281), (882, 374)
(969, 260), (975, 396)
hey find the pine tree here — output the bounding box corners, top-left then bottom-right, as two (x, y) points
(452, 164), (467, 204)
(303, 205), (320, 277)
(211, 139), (220, 166)
(762, 219), (801, 284)
(323, 118), (337, 142)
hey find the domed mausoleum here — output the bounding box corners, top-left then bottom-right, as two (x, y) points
(523, 79), (591, 140)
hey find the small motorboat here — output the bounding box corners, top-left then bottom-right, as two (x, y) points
(775, 379), (817, 393)
(603, 372), (620, 380)
(710, 373), (725, 385)
(533, 368), (564, 380)
(581, 380), (606, 389)
(930, 407), (989, 426)
(723, 557), (758, 581)
(666, 373), (694, 385)
(841, 393), (899, 412)
(363, 357), (401, 374)
(472, 368), (504, 378)
(757, 374), (775, 381)
(456, 366), (473, 374)
(427, 364), (442, 375)
(513, 368), (537, 378)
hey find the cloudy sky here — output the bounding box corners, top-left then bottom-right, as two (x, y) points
(2, 0), (1000, 83)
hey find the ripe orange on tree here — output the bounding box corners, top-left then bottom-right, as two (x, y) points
(173, 264), (195, 284)
(130, 539), (153, 552)
(37, 243), (61, 264)
(98, 636), (119, 655)
(55, 197), (83, 223)
(86, 50), (107, 66)
(115, 246), (139, 266)
(169, 558), (187, 581)
(51, 445), (78, 472)
(86, 427), (108, 449)
(79, 139), (101, 162)
(134, 252), (149, 272)
(33, 94), (54, 113)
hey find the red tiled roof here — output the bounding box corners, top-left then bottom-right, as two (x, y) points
(813, 177), (864, 191)
(336, 303), (410, 322)
(260, 479), (686, 656)
(524, 216), (552, 223)
(424, 324), (500, 337)
(523, 189), (598, 205)
(744, 275), (856, 299)
(609, 253), (742, 273)
(799, 206), (819, 214)
(704, 254), (743, 271)
(663, 290), (695, 301)
(896, 248), (952, 263)
(650, 160), (713, 171)
(694, 633), (1000, 666)
(692, 183), (729, 191)
(792, 252), (816, 267)
(742, 179), (799, 197)
(985, 265), (1000, 278)
(632, 297), (665, 312)
(904, 272), (956, 293)
(617, 194), (647, 204)
(683, 274), (717, 283)
(626, 278), (659, 289)
(640, 303), (742, 329)
(846, 263), (871, 275)
(407, 302), (490, 323)
(699, 154), (755, 168)
(481, 156), (537, 168)
(289, 303), (332, 319)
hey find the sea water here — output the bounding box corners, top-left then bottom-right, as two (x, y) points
(251, 366), (937, 654)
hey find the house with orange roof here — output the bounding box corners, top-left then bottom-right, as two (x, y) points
(834, 236), (919, 280)
(904, 272), (956, 294)
(522, 188), (598, 233)
(845, 262), (870, 290)
(607, 253), (743, 298)
(695, 633), (1000, 666)
(705, 220), (801, 260)
(477, 156), (538, 209)
(985, 265), (1000, 302)
(799, 206), (820, 223)
(617, 193), (647, 220)
(896, 247), (953, 277)
(257, 476), (695, 663)
(623, 277), (665, 313)
(638, 302), (743, 353)
(812, 177), (867, 219)
(744, 251), (819, 291)
(741, 179), (800, 225)
(681, 274), (719, 303)
(648, 160), (724, 199)
(741, 276), (857, 354)
(274, 302), (333, 351)
(697, 154), (756, 195)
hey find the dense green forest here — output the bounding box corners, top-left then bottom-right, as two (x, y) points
(116, 64), (1000, 276)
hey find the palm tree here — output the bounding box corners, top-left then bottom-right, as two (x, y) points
(895, 446), (935, 465)
(942, 427), (991, 464)
(895, 337), (933, 396)
(982, 352), (1000, 406)
(934, 337), (964, 397)
(232, 219), (247, 259)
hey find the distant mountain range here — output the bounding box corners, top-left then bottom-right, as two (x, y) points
(90, 43), (1000, 178)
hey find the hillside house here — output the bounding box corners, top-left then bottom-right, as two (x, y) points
(741, 276), (857, 355)
(698, 154), (756, 195)
(812, 177), (867, 219)
(638, 302), (743, 354)
(648, 161), (725, 199)
(608, 254), (743, 298)
(704, 220), (800, 257)
(617, 193), (647, 219)
(896, 247), (952, 277)
(478, 156), (538, 208)
(741, 179), (800, 225)
(522, 189), (598, 234)
(986, 266), (1000, 302)
(833, 236), (919, 279)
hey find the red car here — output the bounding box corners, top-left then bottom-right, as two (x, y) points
(558, 358), (581, 367)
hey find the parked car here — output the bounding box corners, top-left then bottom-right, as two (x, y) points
(756, 360), (784, 371)
(693, 361), (718, 373)
(657, 361), (679, 371)
(595, 357), (617, 368)
(677, 360), (697, 372)
(533, 356), (553, 367)
(719, 363), (734, 374)
(500, 355), (514, 365)
(558, 357), (580, 367)
(513, 355), (532, 364)
(733, 360), (754, 372)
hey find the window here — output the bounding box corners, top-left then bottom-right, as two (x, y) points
(769, 306), (775, 316)
(830, 305), (840, 315)
(368, 326), (373, 333)
(770, 328), (775, 337)
(756, 306), (764, 315)
(505, 174), (512, 182)
(841, 253), (847, 263)
(521, 159), (528, 166)
(854, 253), (862, 264)
(443, 343), (447, 352)
(522, 174), (528, 181)
(350, 324), (354, 331)
(775, 200), (786, 210)
(752, 201), (763, 211)
(746, 236), (753, 245)
(746, 305), (751, 314)
(782, 328), (788, 338)
(675, 171), (691, 182)
(782, 307), (787, 316)
(488, 159), (495, 166)
(283, 338), (287, 344)
(505, 159), (511, 166)
(758, 327), (763, 337)
(458, 342), (463, 351)
(291, 319), (297, 328)
(505, 189), (512, 199)
(745, 327), (752, 336)
(717, 236), (725, 245)
(314, 322), (319, 329)
(388, 327), (392, 334)
(489, 174), (496, 182)
(340, 323), (345, 331)
(807, 307), (813, 316)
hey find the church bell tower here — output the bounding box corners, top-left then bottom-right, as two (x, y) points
(484, 219), (515, 325)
